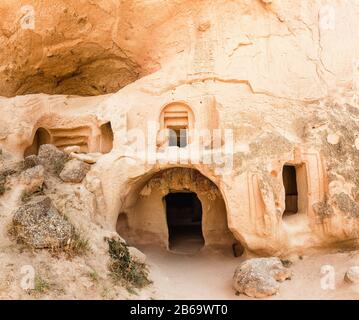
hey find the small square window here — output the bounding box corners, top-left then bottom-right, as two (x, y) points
(168, 127), (187, 147)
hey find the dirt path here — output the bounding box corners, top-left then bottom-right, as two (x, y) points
(138, 245), (359, 300)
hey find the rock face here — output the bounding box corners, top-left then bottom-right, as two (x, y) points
(37, 144), (67, 174)
(0, 1), (359, 256)
(12, 196), (75, 249)
(59, 159), (90, 183)
(0, 1), (142, 97)
(233, 258), (292, 298)
(0, 0), (357, 98)
(344, 266), (359, 284)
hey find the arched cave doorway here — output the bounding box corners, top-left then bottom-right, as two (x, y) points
(24, 127), (51, 157)
(100, 122), (114, 153)
(116, 168), (236, 253)
(165, 192), (204, 252)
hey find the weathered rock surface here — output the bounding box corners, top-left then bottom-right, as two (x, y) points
(19, 165), (44, 194)
(233, 258), (292, 298)
(12, 196), (75, 248)
(0, 0), (357, 99)
(37, 144), (67, 174)
(344, 266), (359, 284)
(0, 156), (21, 195)
(69, 152), (102, 164)
(63, 146), (81, 155)
(23, 155), (40, 169)
(59, 159), (90, 183)
(128, 246), (146, 264)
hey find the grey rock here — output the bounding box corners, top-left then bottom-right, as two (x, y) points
(20, 165), (44, 194)
(23, 155), (40, 169)
(37, 144), (68, 174)
(12, 196), (75, 249)
(59, 159), (90, 183)
(233, 257), (292, 298)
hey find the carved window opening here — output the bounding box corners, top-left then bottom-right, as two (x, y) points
(50, 126), (91, 153)
(24, 127), (51, 157)
(159, 103), (194, 148)
(282, 163), (308, 217)
(168, 127), (187, 147)
(100, 122), (114, 153)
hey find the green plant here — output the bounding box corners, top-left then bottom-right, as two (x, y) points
(87, 269), (99, 283)
(107, 238), (151, 289)
(64, 232), (90, 258)
(33, 275), (51, 293)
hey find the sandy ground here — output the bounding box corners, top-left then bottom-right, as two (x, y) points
(138, 244), (359, 300)
(1, 239), (359, 299)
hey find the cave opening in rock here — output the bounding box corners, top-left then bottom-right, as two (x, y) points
(117, 167), (237, 252)
(164, 192), (204, 253)
(283, 165), (299, 215)
(100, 122), (114, 153)
(24, 127), (51, 157)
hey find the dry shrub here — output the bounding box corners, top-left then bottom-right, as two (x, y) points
(107, 238), (151, 289)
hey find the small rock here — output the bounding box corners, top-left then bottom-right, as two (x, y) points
(59, 159), (90, 183)
(23, 155), (40, 169)
(128, 246), (146, 264)
(327, 133), (340, 145)
(12, 196), (75, 249)
(64, 146), (81, 155)
(0, 165), (21, 195)
(233, 257), (292, 298)
(69, 152), (102, 164)
(355, 138), (359, 150)
(19, 165), (44, 194)
(344, 266), (359, 284)
(38, 144), (68, 174)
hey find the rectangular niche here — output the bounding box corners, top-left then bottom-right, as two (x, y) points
(282, 164), (308, 217)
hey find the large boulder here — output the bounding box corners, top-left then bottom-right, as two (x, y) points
(59, 159), (91, 183)
(233, 257), (292, 298)
(344, 266), (359, 284)
(19, 165), (44, 195)
(37, 144), (68, 174)
(12, 196), (75, 249)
